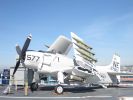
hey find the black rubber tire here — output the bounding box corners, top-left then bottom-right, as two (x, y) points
(54, 85), (64, 95)
(30, 82), (38, 92)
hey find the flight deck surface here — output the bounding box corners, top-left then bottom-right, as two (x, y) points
(0, 84), (133, 100)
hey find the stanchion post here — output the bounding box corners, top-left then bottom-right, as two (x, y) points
(8, 83), (11, 94)
(24, 80), (28, 96)
(15, 80), (17, 91)
(24, 68), (28, 96)
(8, 78), (12, 94)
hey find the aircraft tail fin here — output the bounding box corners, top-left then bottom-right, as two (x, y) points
(109, 54), (120, 72)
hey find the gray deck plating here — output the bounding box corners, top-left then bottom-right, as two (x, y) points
(0, 84), (133, 100)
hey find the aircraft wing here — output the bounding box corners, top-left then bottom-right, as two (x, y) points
(71, 32), (97, 63)
(47, 35), (72, 55)
(108, 72), (133, 76)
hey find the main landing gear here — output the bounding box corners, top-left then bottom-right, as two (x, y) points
(54, 71), (65, 94)
(30, 71), (65, 94)
(30, 83), (64, 94)
(30, 82), (38, 92)
(54, 85), (64, 94)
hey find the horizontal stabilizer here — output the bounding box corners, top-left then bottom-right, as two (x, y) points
(108, 72), (133, 76)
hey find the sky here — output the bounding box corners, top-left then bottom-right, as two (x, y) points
(0, 0), (133, 68)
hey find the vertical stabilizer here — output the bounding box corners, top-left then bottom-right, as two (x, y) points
(109, 54), (120, 72)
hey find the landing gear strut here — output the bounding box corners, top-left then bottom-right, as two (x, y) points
(30, 82), (38, 92)
(54, 85), (64, 94)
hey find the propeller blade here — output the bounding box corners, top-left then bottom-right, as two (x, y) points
(13, 59), (20, 76)
(16, 44), (22, 56)
(13, 34), (32, 76)
(21, 34), (32, 56)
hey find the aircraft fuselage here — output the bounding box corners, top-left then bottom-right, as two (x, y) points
(24, 51), (74, 76)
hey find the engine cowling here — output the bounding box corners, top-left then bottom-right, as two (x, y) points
(24, 51), (43, 70)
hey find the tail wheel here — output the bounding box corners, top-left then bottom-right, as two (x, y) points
(55, 85), (64, 94)
(30, 82), (38, 92)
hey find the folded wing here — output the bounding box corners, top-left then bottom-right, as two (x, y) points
(47, 35), (72, 55)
